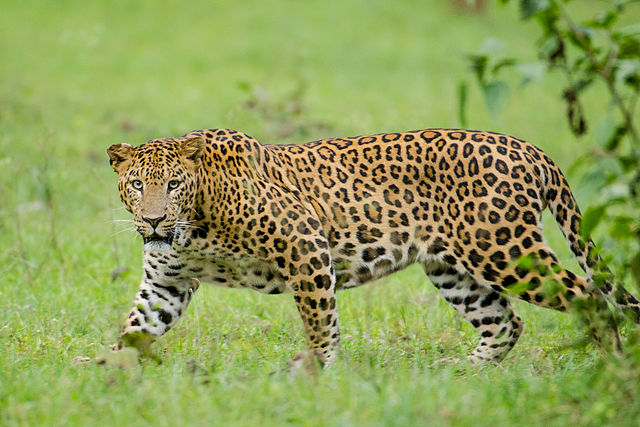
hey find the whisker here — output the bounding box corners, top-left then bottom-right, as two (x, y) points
(176, 218), (198, 226)
(111, 227), (137, 237)
(177, 225), (205, 231)
(175, 222), (205, 232)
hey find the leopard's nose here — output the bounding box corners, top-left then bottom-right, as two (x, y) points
(142, 214), (166, 229)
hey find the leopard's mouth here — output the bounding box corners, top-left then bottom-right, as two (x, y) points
(142, 230), (174, 251)
(143, 232), (173, 245)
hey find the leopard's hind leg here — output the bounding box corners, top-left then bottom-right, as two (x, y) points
(423, 261), (524, 363)
(468, 241), (622, 356)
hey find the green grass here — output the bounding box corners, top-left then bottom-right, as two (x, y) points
(2, 0), (640, 425)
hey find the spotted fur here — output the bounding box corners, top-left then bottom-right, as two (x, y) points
(107, 128), (640, 365)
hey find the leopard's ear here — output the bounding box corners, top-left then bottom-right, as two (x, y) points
(107, 143), (133, 173)
(180, 137), (205, 166)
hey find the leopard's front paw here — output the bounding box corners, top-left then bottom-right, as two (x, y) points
(118, 331), (155, 358)
(287, 350), (325, 378)
(95, 347), (140, 369)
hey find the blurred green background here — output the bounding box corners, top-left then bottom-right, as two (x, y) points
(1, 0), (639, 425)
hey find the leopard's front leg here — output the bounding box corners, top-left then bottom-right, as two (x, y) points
(293, 275), (339, 367)
(287, 238), (339, 367)
(118, 257), (200, 355)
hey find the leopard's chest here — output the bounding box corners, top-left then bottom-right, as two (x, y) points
(169, 229), (291, 294)
(201, 256), (292, 294)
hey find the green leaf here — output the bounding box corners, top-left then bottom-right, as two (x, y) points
(577, 168), (608, 201)
(630, 252), (640, 286)
(504, 282), (529, 295)
(542, 279), (563, 297)
(580, 205), (607, 239)
(619, 155), (640, 172)
(516, 253), (536, 271)
(601, 183), (630, 203)
(519, 0), (550, 19)
(539, 34), (564, 64)
(610, 215), (633, 239)
(482, 81), (510, 118)
(457, 82), (468, 128)
(492, 58), (517, 75)
(516, 62), (545, 86)
(619, 23), (640, 36)
(480, 37), (507, 55)
(595, 112), (616, 149)
(615, 59), (640, 86)
(571, 78), (594, 93)
(468, 54), (488, 84)
(586, 11), (618, 29)
(567, 26), (594, 49)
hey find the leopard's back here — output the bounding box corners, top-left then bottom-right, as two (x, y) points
(266, 129), (552, 291)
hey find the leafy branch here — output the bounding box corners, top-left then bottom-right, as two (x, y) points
(460, 0), (640, 287)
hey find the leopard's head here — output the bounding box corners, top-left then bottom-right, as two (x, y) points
(107, 137), (204, 251)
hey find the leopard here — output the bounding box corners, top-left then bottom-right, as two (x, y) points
(107, 128), (640, 366)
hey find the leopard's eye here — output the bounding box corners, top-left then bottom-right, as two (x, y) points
(168, 180), (181, 190)
(131, 180), (143, 190)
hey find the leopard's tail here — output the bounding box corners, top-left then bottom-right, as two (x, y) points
(539, 157), (640, 322)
